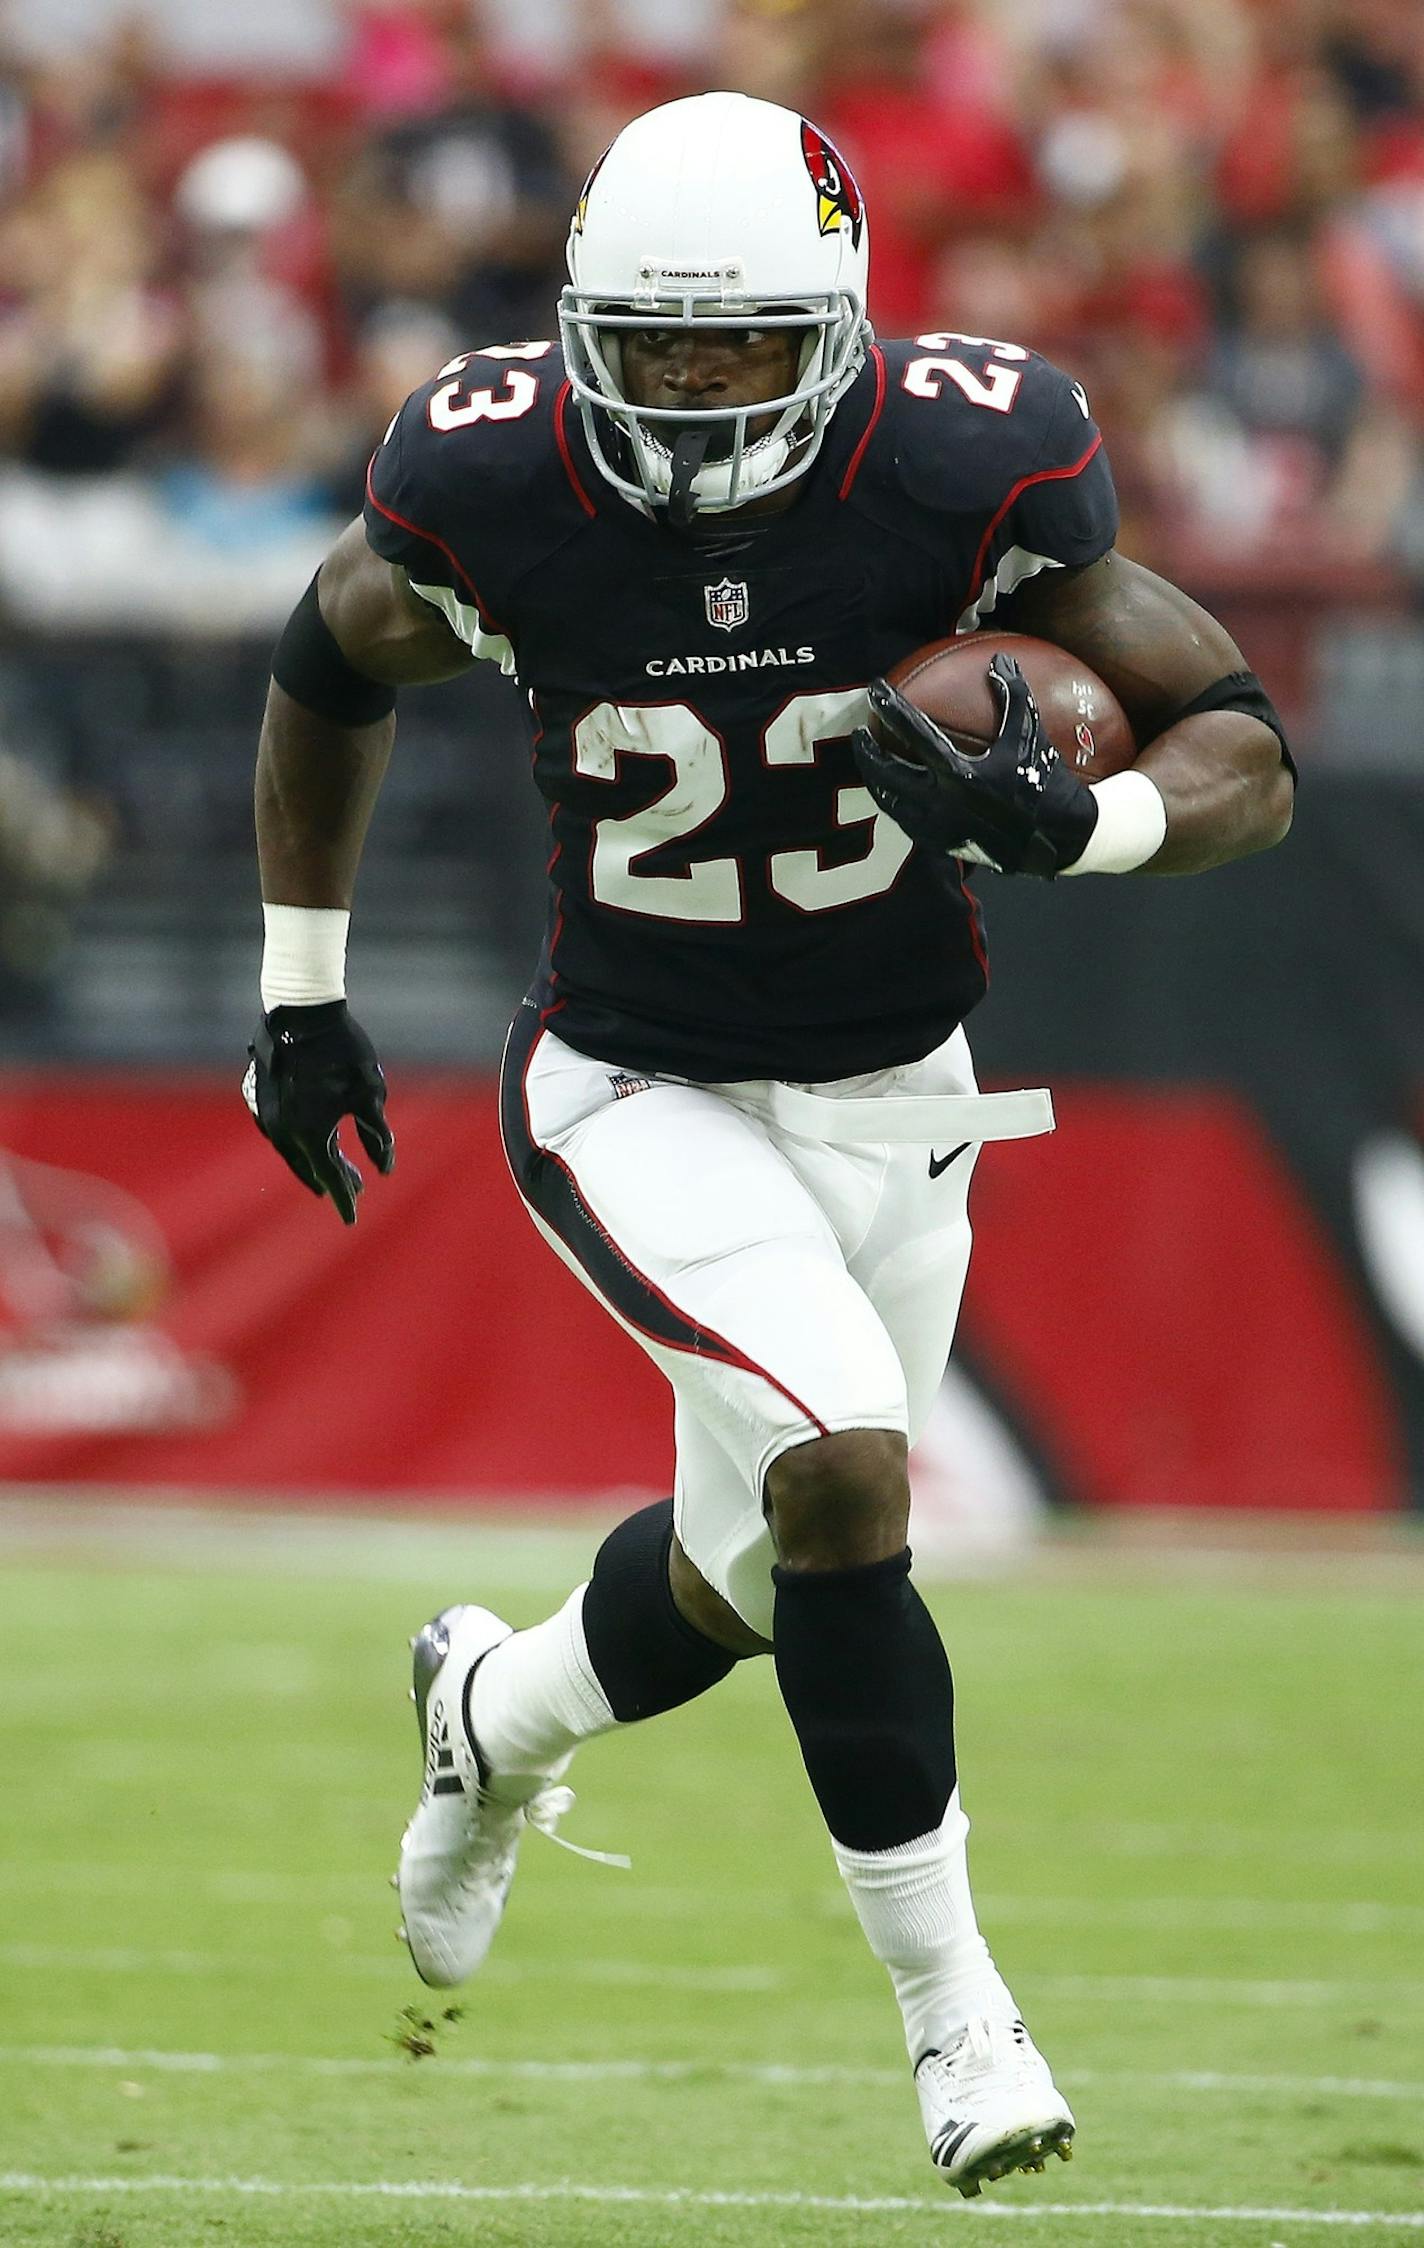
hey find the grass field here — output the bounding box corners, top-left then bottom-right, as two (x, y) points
(1, 1505), (1422, 2248)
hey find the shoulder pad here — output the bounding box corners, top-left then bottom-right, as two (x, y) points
(364, 340), (589, 629)
(852, 335), (1118, 617)
(870, 335), (1103, 515)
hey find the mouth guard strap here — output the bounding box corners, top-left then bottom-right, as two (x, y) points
(667, 426), (713, 526)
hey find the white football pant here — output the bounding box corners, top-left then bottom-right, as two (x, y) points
(502, 1014), (998, 1637)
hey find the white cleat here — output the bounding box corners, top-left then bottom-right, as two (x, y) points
(915, 2015), (1075, 2198)
(395, 1604), (580, 1988)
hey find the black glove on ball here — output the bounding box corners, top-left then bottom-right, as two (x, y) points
(243, 999), (394, 1226)
(851, 651), (1099, 879)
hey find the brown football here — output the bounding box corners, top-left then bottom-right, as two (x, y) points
(879, 631), (1138, 784)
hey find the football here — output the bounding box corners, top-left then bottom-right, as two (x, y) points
(881, 631), (1138, 784)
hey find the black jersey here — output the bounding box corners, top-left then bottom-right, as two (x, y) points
(364, 333), (1118, 1081)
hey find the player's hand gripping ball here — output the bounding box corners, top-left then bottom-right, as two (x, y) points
(852, 633), (1137, 880)
(243, 1000), (395, 1225)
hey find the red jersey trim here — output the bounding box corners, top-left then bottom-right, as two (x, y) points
(364, 456), (508, 637)
(554, 383), (598, 517)
(957, 867), (989, 985)
(526, 694), (568, 1026)
(543, 1137), (833, 1436)
(962, 433), (1104, 613)
(838, 345), (887, 500)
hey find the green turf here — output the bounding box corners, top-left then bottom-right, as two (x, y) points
(1, 1520), (1422, 2248)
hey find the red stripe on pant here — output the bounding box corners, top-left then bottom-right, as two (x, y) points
(498, 1009), (830, 1437)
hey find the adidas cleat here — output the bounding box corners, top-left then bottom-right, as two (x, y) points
(395, 1604), (573, 1988)
(915, 2015), (1075, 2198)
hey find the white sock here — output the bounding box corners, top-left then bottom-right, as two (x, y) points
(831, 1789), (1016, 2062)
(466, 1585), (618, 1793)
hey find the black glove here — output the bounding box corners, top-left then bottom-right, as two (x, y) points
(852, 652), (1098, 879)
(243, 999), (394, 1225)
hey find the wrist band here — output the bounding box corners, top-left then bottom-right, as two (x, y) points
(260, 903), (350, 1009)
(1061, 769), (1167, 877)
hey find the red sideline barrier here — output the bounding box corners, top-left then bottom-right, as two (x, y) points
(965, 1088), (1399, 1513)
(0, 1076), (671, 1500)
(0, 1075), (1400, 1510)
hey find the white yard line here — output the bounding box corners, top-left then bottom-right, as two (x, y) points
(581, 1887), (1424, 1936)
(0, 1941), (780, 1991)
(1033, 1973), (1424, 2007)
(1073, 1822), (1419, 1868)
(0, 1861), (1415, 1937)
(4, 1941), (1420, 2004)
(1123, 2071), (1423, 2101)
(988, 1896), (1422, 1935)
(0, 2173), (1420, 2226)
(0, 2044), (1419, 2103)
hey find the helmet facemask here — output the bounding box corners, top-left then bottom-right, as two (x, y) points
(560, 272), (867, 521)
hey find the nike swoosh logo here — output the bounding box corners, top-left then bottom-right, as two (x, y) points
(928, 1143), (970, 1180)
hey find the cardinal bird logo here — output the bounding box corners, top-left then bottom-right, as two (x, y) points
(800, 121), (864, 247)
(573, 144), (610, 236)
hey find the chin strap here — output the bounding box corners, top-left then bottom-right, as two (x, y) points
(666, 427), (712, 527)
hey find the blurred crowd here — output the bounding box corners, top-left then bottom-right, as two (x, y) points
(1, 0), (1424, 628)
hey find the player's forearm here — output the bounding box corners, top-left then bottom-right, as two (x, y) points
(1009, 553), (1294, 876)
(255, 682), (394, 909)
(1134, 711), (1294, 874)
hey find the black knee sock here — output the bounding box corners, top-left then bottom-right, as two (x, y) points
(581, 1499), (738, 1722)
(772, 1548), (956, 1851)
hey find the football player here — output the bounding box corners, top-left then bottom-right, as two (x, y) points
(244, 92), (1294, 2197)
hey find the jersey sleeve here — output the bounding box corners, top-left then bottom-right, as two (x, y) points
(363, 389), (517, 671)
(961, 364), (1119, 627)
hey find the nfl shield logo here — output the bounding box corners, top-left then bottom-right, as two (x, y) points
(704, 577), (749, 633)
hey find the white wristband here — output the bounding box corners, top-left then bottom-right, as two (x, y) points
(260, 904), (350, 1009)
(1061, 769), (1168, 876)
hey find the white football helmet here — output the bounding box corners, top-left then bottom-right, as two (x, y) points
(560, 91), (871, 519)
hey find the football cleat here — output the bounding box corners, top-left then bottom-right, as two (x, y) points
(396, 1604), (605, 1988)
(915, 2015), (1075, 2198)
